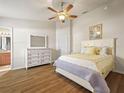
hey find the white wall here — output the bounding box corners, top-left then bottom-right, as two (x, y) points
(56, 21), (70, 55)
(56, 21), (72, 56)
(73, 0), (124, 73)
(0, 17), (56, 69)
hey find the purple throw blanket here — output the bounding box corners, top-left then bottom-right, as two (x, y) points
(54, 59), (110, 93)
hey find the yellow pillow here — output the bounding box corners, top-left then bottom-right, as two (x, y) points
(107, 47), (112, 55)
(85, 47), (96, 55)
(95, 47), (101, 55)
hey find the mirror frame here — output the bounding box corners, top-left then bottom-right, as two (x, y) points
(29, 34), (48, 48)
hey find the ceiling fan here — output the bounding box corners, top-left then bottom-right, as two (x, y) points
(48, 2), (78, 23)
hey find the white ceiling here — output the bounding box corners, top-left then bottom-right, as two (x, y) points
(0, 0), (108, 21)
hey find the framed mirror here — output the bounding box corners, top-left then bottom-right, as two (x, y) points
(0, 28), (11, 51)
(30, 35), (48, 48)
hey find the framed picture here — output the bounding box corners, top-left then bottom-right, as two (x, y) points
(89, 24), (102, 40)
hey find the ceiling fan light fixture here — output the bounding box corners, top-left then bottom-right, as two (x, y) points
(59, 15), (65, 21)
(48, 3), (77, 23)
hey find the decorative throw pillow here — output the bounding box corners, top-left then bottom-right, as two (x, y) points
(84, 47), (96, 55)
(95, 47), (101, 55)
(81, 47), (87, 54)
(100, 47), (108, 56)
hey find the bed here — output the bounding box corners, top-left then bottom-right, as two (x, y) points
(54, 39), (116, 93)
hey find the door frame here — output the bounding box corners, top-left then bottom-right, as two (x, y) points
(0, 26), (13, 70)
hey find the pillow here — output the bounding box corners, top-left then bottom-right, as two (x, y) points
(107, 47), (112, 55)
(85, 47), (96, 55)
(95, 47), (101, 55)
(81, 47), (96, 55)
(100, 47), (108, 56)
(81, 47), (87, 54)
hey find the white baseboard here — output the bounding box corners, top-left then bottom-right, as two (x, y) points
(11, 66), (25, 70)
(113, 70), (124, 74)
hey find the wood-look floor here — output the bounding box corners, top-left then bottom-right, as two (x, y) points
(0, 65), (124, 93)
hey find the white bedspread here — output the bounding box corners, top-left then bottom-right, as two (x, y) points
(58, 54), (114, 77)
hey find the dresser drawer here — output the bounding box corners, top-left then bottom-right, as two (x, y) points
(28, 60), (40, 67)
(26, 48), (51, 69)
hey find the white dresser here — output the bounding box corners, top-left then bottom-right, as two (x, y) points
(26, 48), (51, 70)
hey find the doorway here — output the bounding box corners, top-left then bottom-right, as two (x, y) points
(0, 26), (13, 72)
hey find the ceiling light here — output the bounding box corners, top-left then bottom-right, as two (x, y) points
(48, 3), (77, 23)
(59, 15), (65, 21)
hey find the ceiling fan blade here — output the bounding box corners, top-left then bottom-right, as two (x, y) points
(64, 4), (73, 12)
(69, 15), (78, 19)
(48, 7), (58, 13)
(48, 16), (57, 20)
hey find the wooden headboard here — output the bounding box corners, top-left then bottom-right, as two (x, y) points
(81, 39), (116, 59)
